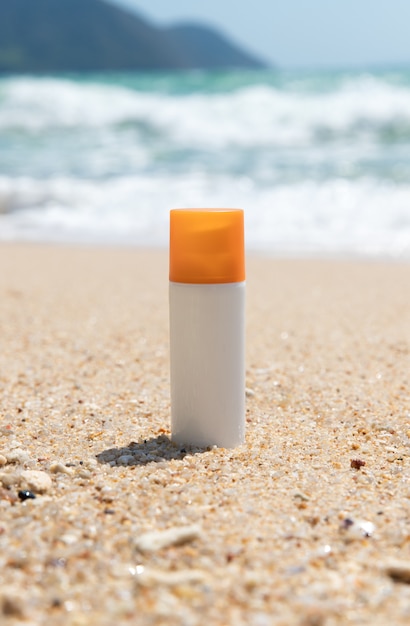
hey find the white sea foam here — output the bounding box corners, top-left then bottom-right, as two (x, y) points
(1, 71), (410, 257)
(1, 174), (409, 258)
(2, 74), (410, 148)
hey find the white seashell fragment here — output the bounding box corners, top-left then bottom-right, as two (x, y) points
(317, 544), (333, 557)
(49, 463), (74, 475)
(135, 524), (201, 553)
(358, 520), (375, 537)
(340, 517), (375, 541)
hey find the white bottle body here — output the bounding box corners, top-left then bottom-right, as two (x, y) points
(169, 281), (245, 448)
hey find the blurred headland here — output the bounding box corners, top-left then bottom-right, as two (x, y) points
(0, 0), (267, 73)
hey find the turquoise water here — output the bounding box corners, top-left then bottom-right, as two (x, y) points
(1, 68), (410, 257)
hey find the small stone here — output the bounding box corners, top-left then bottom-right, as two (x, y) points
(341, 518), (354, 528)
(350, 458), (366, 470)
(76, 469), (92, 479)
(1, 589), (26, 617)
(99, 486), (114, 503)
(0, 426), (13, 437)
(385, 561), (410, 584)
(135, 525), (202, 553)
(0, 487), (17, 503)
(21, 470), (52, 494)
(117, 454), (135, 466)
(0, 472), (21, 488)
(0, 455), (7, 467)
(18, 490), (36, 501)
(5, 449), (30, 465)
(245, 387), (255, 397)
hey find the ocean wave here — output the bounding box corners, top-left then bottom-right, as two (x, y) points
(1, 174), (409, 257)
(2, 74), (410, 149)
(1, 71), (410, 258)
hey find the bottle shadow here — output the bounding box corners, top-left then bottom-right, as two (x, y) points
(96, 434), (208, 467)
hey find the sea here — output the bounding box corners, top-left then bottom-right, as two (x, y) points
(1, 67), (410, 259)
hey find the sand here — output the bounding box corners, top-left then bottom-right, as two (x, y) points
(0, 243), (410, 625)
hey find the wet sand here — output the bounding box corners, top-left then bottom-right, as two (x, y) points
(1, 243), (410, 625)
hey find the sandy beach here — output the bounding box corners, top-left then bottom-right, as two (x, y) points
(1, 243), (410, 625)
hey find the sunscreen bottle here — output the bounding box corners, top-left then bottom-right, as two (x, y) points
(169, 209), (245, 448)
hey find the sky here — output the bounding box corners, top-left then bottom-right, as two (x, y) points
(113, 0), (410, 69)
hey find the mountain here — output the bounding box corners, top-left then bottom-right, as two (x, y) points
(0, 0), (266, 73)
(167, 23), (264, 70)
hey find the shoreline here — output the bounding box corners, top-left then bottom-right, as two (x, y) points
(1, 238), (410, 265)
(1, 243), (410, 624)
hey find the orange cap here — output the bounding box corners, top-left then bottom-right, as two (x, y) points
(169, 209), (245, 284)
